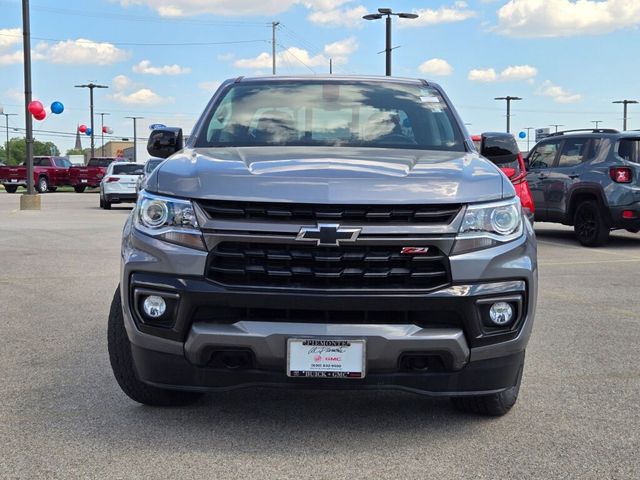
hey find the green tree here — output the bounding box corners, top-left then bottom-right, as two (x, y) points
(4, 137), (60, 165)
(66, 148), (84, 155)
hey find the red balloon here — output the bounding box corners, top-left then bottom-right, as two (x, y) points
(79, 124), (87, 133)
(102, 126), (108, 134)
(28, 100), (44, 116)
(34, 110), (46, 121)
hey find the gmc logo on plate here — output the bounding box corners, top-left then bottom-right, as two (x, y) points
(401, 247), (429, 255)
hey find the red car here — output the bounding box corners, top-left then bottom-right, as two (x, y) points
(0, 156), (73, 193)
(68, 157), (129, 192)
(472, 134), (535, 220)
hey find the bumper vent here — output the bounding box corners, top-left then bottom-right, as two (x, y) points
(198, 200), (461, 225)
(206, 242), (451, 290)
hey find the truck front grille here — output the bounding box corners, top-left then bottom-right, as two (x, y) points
(198, 200), (461, 225)
(206, 242), (451, 290)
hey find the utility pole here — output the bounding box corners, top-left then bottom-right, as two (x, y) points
(612, 100), (638, 131)
(524, 127), (534, 152)
(494, 96), (522, 133)
(0, 109), (17, 163)
(125, 116), (143, 163)
(550, 124), (564, 134)
(21, 0), (38, 208)
(329, 58), (332, 74)
(272, 21), (279, 75)
(591, 120), (602, 129)
(75, 82), (108, 158)
(97, 112), (109, 156)
(363, 8), (418, 76)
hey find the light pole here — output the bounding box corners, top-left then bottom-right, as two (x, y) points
(524, 127), (534, 152)
(75, 82), (108, 158)
(125, 116), (143, 163)
(97, 112), (110, 156)
(550, 124), (564, 134)
(0, 109), (17, 163)
(494, 96), (522, 133)
(612, 100), (638, 131)
(363, 8), (419, 76)
(591, 120), (602, 130)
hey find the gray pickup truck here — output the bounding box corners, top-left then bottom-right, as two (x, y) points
(108, 76), (537, 416)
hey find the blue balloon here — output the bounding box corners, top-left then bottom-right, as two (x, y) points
(85, 128), (92, 136)
(51, 101), (64, 114)
(518, 131), (526, 139)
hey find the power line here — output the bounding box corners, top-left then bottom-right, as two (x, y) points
(0, 31), (269, 47)
(276, 42), (317, 74)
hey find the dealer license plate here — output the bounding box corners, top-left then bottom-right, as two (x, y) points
(81, 179), (88, 183)
(10, 179), (17, 183)
(287, 338), (366, 378)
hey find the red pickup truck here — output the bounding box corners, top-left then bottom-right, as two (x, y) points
(69, 157), (128, 192)
(0, 156), (73, 193)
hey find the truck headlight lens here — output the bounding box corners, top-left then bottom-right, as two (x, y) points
(453, 197), (523, 254)
(134, 191), (205, 250)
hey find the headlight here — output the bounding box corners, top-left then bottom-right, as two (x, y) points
(134, 191), (205, 250)
(453, 197), (523, 254)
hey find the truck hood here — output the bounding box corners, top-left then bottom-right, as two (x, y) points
(151, 146), (510, 204)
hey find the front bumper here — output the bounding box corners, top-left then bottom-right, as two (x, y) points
(119, 213), (537, 395)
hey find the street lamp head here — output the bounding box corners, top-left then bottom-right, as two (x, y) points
(377, 7), (392, 14)
(363, 13), (383, 20)
(398, 12), (419, 19)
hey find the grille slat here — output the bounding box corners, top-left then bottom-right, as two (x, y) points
(207, 242), (451, 290)
(199, 200), (460, 225)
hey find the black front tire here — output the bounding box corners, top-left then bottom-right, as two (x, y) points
(574, 200), (609, 247)
(103, 199), (112, 210)
(47, 186), (57, 192)
(107, 288), (204, 406)
(3, 185), (18, 193)
(36, 176), (49, 193)
(74, 185), (86, 193)
(451, 361), (523, 416)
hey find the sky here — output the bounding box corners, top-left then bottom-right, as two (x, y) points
(1, 0), (640, 158)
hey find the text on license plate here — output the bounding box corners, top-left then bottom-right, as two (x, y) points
(287, 338), (365, 379)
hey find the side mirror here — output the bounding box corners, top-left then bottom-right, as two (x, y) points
(480, 132), (520, 165)
(147, 128), (183, 159)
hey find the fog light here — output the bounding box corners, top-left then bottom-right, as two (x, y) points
(489, 302), (513, 326)
(143, 295), (166, 318)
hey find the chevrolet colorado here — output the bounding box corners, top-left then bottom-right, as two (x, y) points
(108, 76), (537, 416)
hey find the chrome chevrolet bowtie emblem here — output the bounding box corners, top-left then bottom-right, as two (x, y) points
(296, 224), (361, 246)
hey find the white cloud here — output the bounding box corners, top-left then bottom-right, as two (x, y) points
(323, 36), (358, 57)
(234, 37), (358, 70)
(418, 58), (453, 76)
(538, 80), (582, 103)
(468, 64), (537, 82)
(307, 5), (367, 27)
(119, 0), (300, 16)
(400, 1), (476, 27)
(110, 74), (172, 105)
(0, 51), (22, 66)
(133, 59), (191, 75)
(34, 39), (128, 65)
(0, 28), (21, 50)
(496, 0), (640, 38)
(199, 80), (222, 91)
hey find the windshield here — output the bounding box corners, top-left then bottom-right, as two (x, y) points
(195, 81), (465, 151)
(113, 164), (143, 175)
(145, 159), (163, 174)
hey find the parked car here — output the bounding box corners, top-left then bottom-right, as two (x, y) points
(108, 76), (538, 416)
(99, 162), (144, 209)
(69, 157), (130, 193)
(472, 134), (535, 221)
(135, 157), (164, 193)
(0, 156), (73, 193)
(525, 128), (640, 246)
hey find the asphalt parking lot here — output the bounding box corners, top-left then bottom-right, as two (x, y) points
(1, 192), (639, 479)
